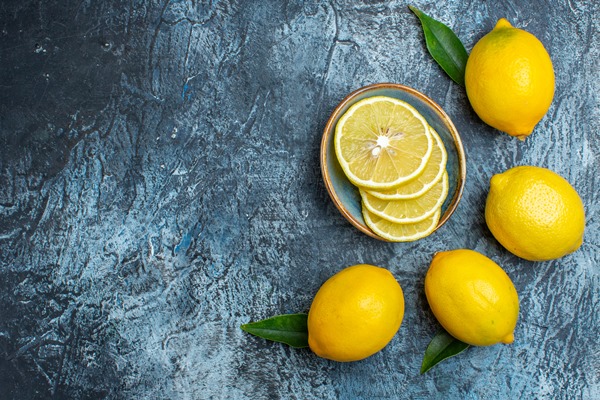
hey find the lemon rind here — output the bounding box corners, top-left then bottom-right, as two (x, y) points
(363, 207), (441, 242)
(360, 172), (449, 224)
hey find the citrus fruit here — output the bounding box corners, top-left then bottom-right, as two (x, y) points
(366, 125), (447, 200)
(363, 207), (440, 242)
(465, 18), (555, 139)
(334, 96), (433, 189)
(425, 249), (519, 346)
(361, 172), (448, 223)
(485, 166), (585, 261)
(307, 264), (404, 362)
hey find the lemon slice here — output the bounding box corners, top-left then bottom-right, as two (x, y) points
(334, 96), (433, 189)
(366, 125), (447, 200)
(361, 172), (448, 223)
(363, 207), (441, 242)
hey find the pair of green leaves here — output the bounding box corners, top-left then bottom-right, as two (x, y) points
(403, 6), (471, 371)
(241, 313), (469, 374)
(408, 5), (471, 373)
(242, 6), (471, 374)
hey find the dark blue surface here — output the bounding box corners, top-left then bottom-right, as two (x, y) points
(0, 1), (598, 399)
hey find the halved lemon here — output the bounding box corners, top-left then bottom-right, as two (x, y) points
(366, 125), (447, 200)
(363, 208), (441, 242)
(361, 172), (448, 223)
(334, 96), (433, 189)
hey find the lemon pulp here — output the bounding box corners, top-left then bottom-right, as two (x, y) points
(334, 96), (433, 189)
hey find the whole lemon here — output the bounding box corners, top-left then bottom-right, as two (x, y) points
(425, 249), (519, 346)
(465, 18), (555, 139)
(485, 166), (585, 261)
(307, 264), (404, 362)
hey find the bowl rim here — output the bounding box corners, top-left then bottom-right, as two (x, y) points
(320, 82), (467, 241)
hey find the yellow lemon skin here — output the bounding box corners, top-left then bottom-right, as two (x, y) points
(485, 166), (585, 261)
(465, 18), (555, 139)
(425, 249), (519, 346)
(307, 264), (404, 362)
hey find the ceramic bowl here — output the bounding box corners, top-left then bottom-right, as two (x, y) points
(320, 83), (466, 241)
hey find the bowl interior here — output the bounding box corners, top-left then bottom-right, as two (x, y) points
(321, 83), (466, 241)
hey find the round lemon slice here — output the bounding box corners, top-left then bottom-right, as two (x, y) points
(361, 172), (449, 224)
(366, 125), (447, 200)
(363, 208), (441, 242)
(334, 96), (433, 189)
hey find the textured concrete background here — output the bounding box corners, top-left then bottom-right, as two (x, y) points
(0, 0), (598, 399)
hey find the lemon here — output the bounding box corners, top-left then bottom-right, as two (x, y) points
(425, 249), (519, 346)
(485, 166), (585, 261)
(465, 18), (555, 139)
(363, 207), (440, 242)
(334, 96), (433, 189)
(366, 125), (448, 200)
(307, 264), (404, 362)
(361, 172), (448, 223)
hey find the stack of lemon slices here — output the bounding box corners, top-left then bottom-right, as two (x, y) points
(334, 96), (449, 242)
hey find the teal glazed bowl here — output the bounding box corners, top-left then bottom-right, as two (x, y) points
(320, 83), (467, 241)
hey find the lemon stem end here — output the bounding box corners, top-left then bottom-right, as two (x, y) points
(501, 332), (515, 344)
(494, 18), (513, 30)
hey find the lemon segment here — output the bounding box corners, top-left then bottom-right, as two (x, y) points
(362, 208), (440, 242)
(366, 125), (447, 200)
(334, 96), (433, 189)
(361, 172), (448, 224)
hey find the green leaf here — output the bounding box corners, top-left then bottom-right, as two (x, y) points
(409, 6), (468, 86)
(420, 329), (470, 374)
(241, 313), (309, 348)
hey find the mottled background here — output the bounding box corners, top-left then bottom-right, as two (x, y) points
(0, 0), (598, 399)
